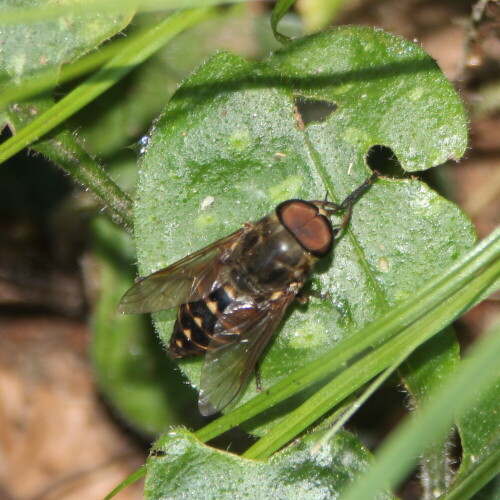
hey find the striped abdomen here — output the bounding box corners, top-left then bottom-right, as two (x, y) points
(168, 285), (234, 358)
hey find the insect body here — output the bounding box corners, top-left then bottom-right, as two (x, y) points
(119, 172), (378, 415)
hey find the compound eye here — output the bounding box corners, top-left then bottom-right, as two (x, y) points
(277, 200), (333, 256)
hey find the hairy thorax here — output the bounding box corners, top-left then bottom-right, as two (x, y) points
(226, 214), (316, 298)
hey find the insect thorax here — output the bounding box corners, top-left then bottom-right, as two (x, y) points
(226, 214), (315, 298)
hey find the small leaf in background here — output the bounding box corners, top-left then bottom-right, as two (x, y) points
(0, 0), (132, 96)
(132, 27), (473, 431)
(145, 428), (395, 499)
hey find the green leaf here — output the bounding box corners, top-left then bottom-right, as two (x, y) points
(0, 0), (130, 126)
(0, 1), (134, 221)
(0, 34), (128, 110)
(0, 0), (131, 89)
(268, 28), (467, 171)
(144, 428), (394, 499)
(133, 27), (471, 425)
(1, 9), (214, 223)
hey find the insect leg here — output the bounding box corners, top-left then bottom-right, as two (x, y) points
(331, 201), (353, 239)
(254, 362), (263, 392)
(296, 286), (328, 304)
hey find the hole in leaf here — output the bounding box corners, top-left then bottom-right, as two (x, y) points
(448, 425), (463, 473)
(366, 145), (407, 179)
(293, 97), (337, 126)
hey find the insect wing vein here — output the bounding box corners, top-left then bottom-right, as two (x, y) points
(198, 294), (295, 416)
(118, 229), (242, 314)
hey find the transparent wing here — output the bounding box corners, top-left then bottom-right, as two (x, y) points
(198, 293), (295, 416)
(118, 229), (243, 314)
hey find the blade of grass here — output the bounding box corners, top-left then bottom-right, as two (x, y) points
(270, 0), (297, 44)
(0, 0), (248, 25)
(103, 465), (147, 500)
(342, 324), (500, 500)
(195, 228), (500, 443)
(0, 7), (214, 164)
(242, 256), (500, 459)
(309, 354), (405, 454)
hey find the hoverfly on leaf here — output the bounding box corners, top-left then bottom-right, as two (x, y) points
(119, 172), (378, 416)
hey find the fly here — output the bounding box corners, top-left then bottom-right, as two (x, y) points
(119, 172), (378, 415)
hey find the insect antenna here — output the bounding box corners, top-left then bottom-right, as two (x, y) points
(314, 171), (379, 216)
(336, 171), (379, 211)
(318, 171), (379, 236)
